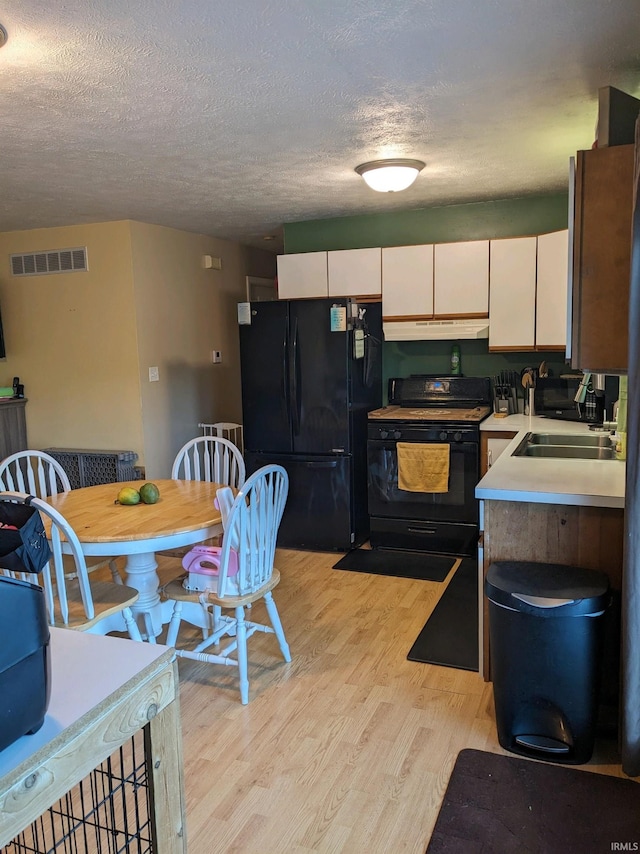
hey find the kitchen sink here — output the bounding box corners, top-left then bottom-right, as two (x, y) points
(526, 432), (615, 448)
(512, 432), (617, 460)
(517, 445), (616, 460)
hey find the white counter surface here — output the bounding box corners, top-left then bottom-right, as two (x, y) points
(476, 414), (625, 509)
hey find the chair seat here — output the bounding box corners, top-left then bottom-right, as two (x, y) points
(162, 569), (281, 608)
(62, 554), (120, 578)
(50, 579), (139, 631)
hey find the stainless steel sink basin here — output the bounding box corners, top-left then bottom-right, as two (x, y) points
(518, 445), (616, 460)
(527, 432), (614, 448)
(512, 431), (617, 460)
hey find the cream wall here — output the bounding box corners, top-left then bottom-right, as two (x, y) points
(129, 221), (275, 478)
(0, 220), (276, 478)
(0, 222), (145, 458)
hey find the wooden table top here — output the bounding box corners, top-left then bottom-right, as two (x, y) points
(46, 479), (223, 544)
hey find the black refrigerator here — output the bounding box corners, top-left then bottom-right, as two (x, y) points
(239, 297), (382, 551)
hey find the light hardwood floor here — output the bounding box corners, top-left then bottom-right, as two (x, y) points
(154, 548), (626, 854)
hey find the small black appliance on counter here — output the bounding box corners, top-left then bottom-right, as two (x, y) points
(0, 575), (51, 752)
(534, 375), (604, 423)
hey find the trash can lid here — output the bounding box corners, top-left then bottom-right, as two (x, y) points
(485, 561), (610, 615)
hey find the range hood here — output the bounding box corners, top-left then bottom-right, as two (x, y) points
(383, 318), (490, 341)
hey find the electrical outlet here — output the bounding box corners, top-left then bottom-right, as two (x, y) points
(212, 351), (222, 364)
(148, 366), (159, 382)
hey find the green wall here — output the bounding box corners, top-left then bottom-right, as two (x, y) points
(283, 193), (569, 253)
(381, 339), (567, 404)
(283, 192), (571, 397)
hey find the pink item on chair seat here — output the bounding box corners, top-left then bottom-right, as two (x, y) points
(181, 544), (239, 593)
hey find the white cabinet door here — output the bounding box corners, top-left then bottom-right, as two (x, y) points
(381, 245), (434, 318)
(328, 248), (381, 297)
(536, 230), (568, 348)
(276, 252), (328, 299)
(489, 236), (537, 348)
(434, 240), (489, 316)
(487, 436), (515, 468)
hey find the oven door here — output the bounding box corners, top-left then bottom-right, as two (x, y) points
(367, 436), (479, 524)
(367, 432), (480, 554)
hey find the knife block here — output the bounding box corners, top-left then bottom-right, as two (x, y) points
(493, 389), (518, 415)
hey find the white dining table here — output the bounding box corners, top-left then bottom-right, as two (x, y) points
(45, 478), (223, 639)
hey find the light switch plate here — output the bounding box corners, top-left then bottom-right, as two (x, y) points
(148, 366), (159, 382)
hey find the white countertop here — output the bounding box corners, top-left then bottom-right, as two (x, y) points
(476, 414), (626, 509)
(0, 629), (172, 779)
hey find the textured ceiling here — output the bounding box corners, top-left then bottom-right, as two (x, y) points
(1, 0), (639, 253)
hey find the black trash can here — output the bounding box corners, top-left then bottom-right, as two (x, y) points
(485, 560), (610, 765)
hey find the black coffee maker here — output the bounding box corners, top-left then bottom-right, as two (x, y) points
(12, 376), (24, 398)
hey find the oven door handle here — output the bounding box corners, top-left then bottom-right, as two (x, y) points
(407, 526), (438, 535)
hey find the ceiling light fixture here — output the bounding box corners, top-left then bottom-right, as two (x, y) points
(355, 159), (425, 193)
(0, 24), (7, 48)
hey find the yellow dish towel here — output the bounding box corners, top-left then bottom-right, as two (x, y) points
(397, 442), (450, 493)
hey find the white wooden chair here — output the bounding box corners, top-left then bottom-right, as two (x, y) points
(159, 436), (246, 569)
(171, 435), (245, 486)
(199, 422), (244, 454)
(0, 491), (142, 640)
(0, 450), (123, 583)
(162, 464), (291, 704)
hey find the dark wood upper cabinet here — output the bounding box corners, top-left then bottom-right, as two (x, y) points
(571, 144), (634, 373)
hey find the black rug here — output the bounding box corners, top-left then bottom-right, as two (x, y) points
(407, 558), (478, 670)
(426, 748), (640, 853)
(332, 548), (455, 582)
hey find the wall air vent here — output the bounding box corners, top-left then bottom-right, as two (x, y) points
(10, 247), (88, 277)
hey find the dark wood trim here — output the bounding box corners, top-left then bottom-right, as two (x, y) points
(620, 117), (640, 775)
(479, 431), (518, 476)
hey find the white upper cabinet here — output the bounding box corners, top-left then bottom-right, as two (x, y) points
(277, 252), (328, 299)
(434, 240), (490, 316)
(381, 244), (434, 318)
(327, 248), (382, 297)
(535, 230), (568, 348)
(488, 231), (569, 350)
(489, 236), (537, 349)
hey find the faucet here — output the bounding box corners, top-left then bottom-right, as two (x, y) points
(574, 373), (591, 405)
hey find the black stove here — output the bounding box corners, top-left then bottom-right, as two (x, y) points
(366, 376), (491, 556)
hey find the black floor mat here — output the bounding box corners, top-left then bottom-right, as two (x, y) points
(332, 548), (455, 582)
(426, 748), (640, 853)
(407, 557), (478, 670)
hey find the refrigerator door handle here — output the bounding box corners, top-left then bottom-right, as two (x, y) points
(290, 317), (301, 435)
(300, 460), (338, 468)
(282, 325), (289, 405)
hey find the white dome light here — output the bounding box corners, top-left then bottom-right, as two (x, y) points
(355, 159), (425, 192)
